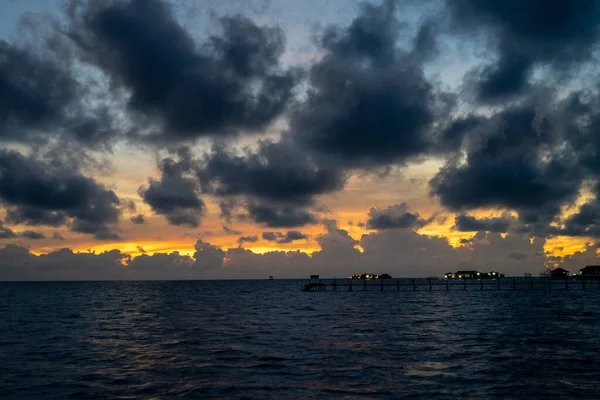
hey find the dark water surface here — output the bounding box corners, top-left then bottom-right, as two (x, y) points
(1, 280), (600, 399)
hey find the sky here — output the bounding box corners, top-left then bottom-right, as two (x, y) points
(3, 0), (600, 280)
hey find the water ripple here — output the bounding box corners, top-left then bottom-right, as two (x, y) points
(1, 280), (600, 399)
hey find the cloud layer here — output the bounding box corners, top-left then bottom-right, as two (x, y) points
(2, 0), (600, 278)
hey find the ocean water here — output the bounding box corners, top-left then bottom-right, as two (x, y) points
(1, 279), (600, 399)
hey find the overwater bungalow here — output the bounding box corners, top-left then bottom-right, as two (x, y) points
(579, 265), (600, 279)
(550, 267), (570, 279)
(348, 273), (392, 279)
(444, 270), (504, 279)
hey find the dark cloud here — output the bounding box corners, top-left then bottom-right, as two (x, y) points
(559, 201), (600, 237)
(68, 0), (296, 141)
(246, 204), (318, 228)
(261, 230), (308, 244)
(197, 141), (346, 206)
(130, 214), (145, 224)
(217, 198), (240, 223)
(5, 206), (67, 227)
(0, 40), (112, 144)
(52, 232), (65, 241)
(20, 230), (45, 240)
(222, 226), (242, 235)
(237, 235), (258, 245)
(0, 40), (75, 142)
(0, 11), (119, 148)
(139, 148), (205, 227)
(289, 0), (453, 168)
(366, 203), (428, 230)
(454, 213), (515, 233)
(195, 139), (344, 230)
(0, 223), (17, 239)
(447, 0), (600, 102)
(430, 104), (582, 228)
(0, 150), (122, 239)
(438, 114), (485, 152)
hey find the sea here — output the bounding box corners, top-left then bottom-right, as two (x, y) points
(1, 279), (600, 399)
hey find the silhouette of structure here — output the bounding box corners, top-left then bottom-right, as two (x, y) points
(579, 265), (600, 279)
(550, 268), (570, 279)
(301, 275), (600, 293)
(444, 270), (504, 279)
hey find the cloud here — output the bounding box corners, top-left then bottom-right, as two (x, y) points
(366, 202), (428, 230)
(261, 230), (308, 244)
(454, 213), (515, 233)
(197, 141), (346, 206)
(139, 147), (205, 227)
(20, 230), (45, 240)
(0, 223), (17, 239)
(130, 214), (145, 224)
(222, 226), (242, 235)
(559, 201), (600, 237)
(0, 27), (116, 147)
(430, 103), (581, 231)
(52, 232), (65, 241)
(237, 235), (258, 245)
(554, 244), (600, 274)
(245, 203), (318, 227)
(0, 150), (122, 239)
(289, 0), (454, 168)
(447, 0), (600, 102)
(67, 0), (297, 141)
(0, 222), (565, 281)
(5, 206), (67, 227)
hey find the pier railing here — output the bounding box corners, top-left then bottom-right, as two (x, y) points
(302, 277), (600, 292)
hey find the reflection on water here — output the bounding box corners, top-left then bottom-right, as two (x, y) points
(1, 280), (600, 398)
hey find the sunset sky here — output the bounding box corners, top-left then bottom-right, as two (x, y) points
(2, 0), (600, 280)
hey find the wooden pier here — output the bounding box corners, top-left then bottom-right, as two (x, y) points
(302, 277), (600, 292)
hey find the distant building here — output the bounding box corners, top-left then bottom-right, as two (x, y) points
(348, 273), (390, 279)
(579, 265), (600, 279)
(550, 267), (570, 279)
(444, 270), (504, 279)
(455, 270), (479, 279)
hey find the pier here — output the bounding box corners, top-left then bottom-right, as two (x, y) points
(302, 276), (600, 292)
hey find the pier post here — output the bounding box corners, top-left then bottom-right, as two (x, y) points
(429, 279), (432, 291)
(333, 279), (336, 292)
(397, 279), (400, 291)
(463, 278), (466, 291)
(413, 279), (416, 291)
(363, 280), (367, 291)
(497, 278), (500, 290)
(480, 279), (483, 291)
(530, 277), (533, 290)
(349, 280), (352, 292)
(381, 279), (384, 292)
(513, 278), (516, 290)
(446, 279), (449, 291)
(582, 280), (586, 290)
